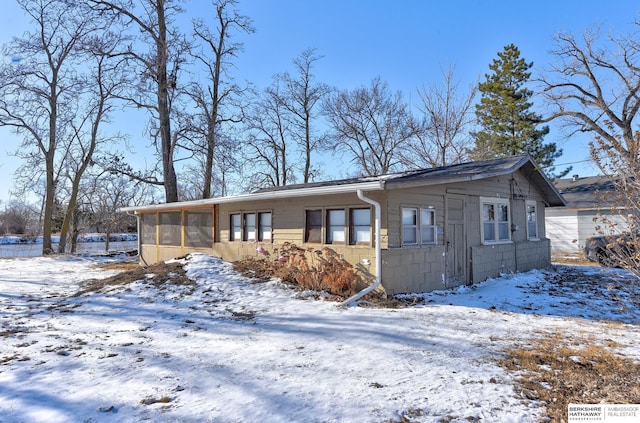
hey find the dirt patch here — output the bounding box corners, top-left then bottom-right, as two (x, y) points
(74, 260), (195, 296)
(552, 252), (598, 266)
(499, 331), (640, 422)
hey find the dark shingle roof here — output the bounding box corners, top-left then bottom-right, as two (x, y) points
(255, 155), (565, 206)
(554, 175), (617, 209)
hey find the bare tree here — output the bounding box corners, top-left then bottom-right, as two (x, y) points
(0, 199), (39, 236)
(541, 27), (640, 167)
(244, 80), (296, 188)
(90, 0), (188, 203)
(186, 0), (253, 199)
(541, 25), (640, 276)
(89, 174), (148, 251)
(0, 0), (99, 254)
(56, 31), (125, 253)
(274, 48), (331, 183)
(322, 77), (416, 176)
(405, 65), (477, 168)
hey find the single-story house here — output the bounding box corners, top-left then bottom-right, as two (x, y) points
(121, 155), (565, 295)
(547, 175), (628, 253)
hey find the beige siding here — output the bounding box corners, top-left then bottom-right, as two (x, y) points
(135, 167), (553, 295)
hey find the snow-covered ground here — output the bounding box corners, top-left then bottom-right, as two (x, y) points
(0, 253), (638, 422)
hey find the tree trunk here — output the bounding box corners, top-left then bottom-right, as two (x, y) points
(42, 159), (55, 255)
(156, 0), (178, 203)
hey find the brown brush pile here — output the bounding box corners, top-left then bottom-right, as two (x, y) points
(233, 242), (360, 299)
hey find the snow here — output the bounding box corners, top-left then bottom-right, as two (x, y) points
(0, 253), (639, 422)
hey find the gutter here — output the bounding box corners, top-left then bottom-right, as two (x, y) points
(119, 180), (385, 214)
(340, 189), (382, 307)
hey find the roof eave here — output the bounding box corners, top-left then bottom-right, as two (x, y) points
(119, 180), (386, 213)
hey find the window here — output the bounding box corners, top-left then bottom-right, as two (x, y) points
(159, 212), (181, 246)
(230, 214), (241, 241)
(421, 208), (436, 244)
(402, 208), (418, 244)
(481, 198), (510, 243)
(243, 213), (256, 241)
(526, 201), (538, 240)
(402, 207), (436, 245)
(185, 211), (213, 247)
(305, 209), (322, 243)
(230, 211), (272, 242)
(326, 209), (345, 243)
(350, 208), (371, 245)
(258, 212), (272, 242)
(141, 213), (157, 245)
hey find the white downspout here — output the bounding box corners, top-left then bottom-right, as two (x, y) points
(341, 189), (382, 307)
(126, 211), (145, 265)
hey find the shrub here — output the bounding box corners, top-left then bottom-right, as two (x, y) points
(234, 243), (360, 298)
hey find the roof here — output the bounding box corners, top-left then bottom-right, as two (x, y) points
(554, 175), (617, 209)
(121, 155), (566, 213)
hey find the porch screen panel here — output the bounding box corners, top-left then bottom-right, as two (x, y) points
(159, 212), (181, 246)
(141, 213), (157, 245)
(185, 211), (213, 247)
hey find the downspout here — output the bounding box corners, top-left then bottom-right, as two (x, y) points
(126, 211), (146, 266)
(341, 189), (382, 307)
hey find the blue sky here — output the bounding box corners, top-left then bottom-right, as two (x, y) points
(1, 0), (640, 203)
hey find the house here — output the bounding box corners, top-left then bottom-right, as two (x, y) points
(121, 155), (565, 295)
(547, 175), (627, 253)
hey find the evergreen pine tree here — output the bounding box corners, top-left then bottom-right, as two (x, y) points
(472, 44), (567, 177)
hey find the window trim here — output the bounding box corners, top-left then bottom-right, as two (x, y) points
(349, 207), (372, 245)
(230, 210), (273, 243)
(258, 211), (272, 242)
(326, 208), (346, 244)
(526, 200), (539, 240)
(305, 209), (322, 243)
(302, 206), (372, 247)
(401, 207), (419, 245)
(401, 206), (437, 246)
(242, 212), (256, 242)
(230, 213), (241, 241)
(420, 208), (437, 245)
(480, 197), (511, 244)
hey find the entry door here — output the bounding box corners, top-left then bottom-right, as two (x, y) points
(445, 195), (467, 287)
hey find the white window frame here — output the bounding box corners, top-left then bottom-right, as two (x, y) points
(258, 211), (272, 242)
(420, 208), (437, 244)
(480, 197), (511, 244)
(350, 208), (371, 245)
(401, 208), (418, 245)
(526, 201), (538, 240)
(242, 212), (256, 241)
(230, 213), (241, 241)
(402, 207), (437, 246)
(326, 209), (346, 243)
